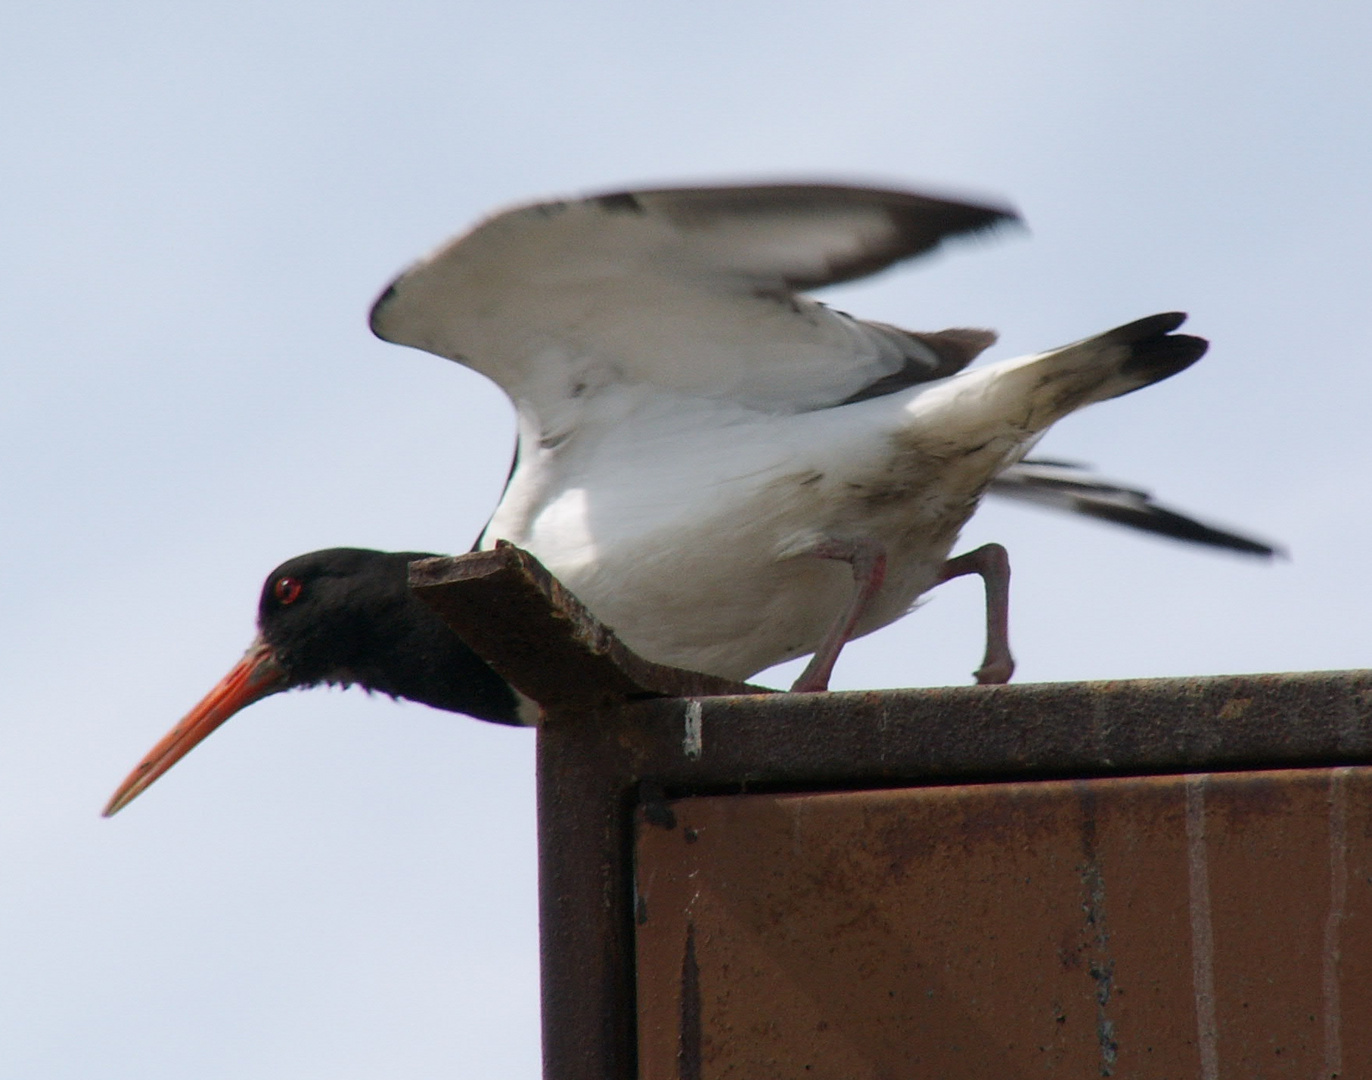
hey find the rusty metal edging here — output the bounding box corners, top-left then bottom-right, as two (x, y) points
(613, 669), (1372, 791)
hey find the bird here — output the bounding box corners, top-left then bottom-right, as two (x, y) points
(104, 182), (1279, 815)
(101, 549), (536, 816)
(102, 467), (1271, 817)
(369, 182), (1276, 692)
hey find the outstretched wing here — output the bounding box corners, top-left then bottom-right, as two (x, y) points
(369, 183), (1016, 415)
(990, 460), (1280, 557)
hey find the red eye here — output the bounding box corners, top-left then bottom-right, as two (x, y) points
(273, 577), (303, 604)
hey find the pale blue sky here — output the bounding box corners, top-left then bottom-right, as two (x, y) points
(3, 3), (1370, 1077)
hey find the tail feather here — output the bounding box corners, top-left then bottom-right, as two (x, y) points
(990, 459), (1281, 557)
(1107, 312), (1208, 395)
(965, 312), (1210, 430)
(896, 313), (1217, 499)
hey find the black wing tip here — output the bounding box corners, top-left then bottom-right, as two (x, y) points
(591, 191), (646, 214)
(368, 282), (400, 342)
(878, 187), (1021, 247)
(589, 178), (1022, 229)
(594, 179), (1022, 291)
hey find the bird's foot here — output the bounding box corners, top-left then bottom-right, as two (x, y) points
(973, 654), (1014, 685)
(937, 543), (1015, 685)
(789, 537), (888, 692)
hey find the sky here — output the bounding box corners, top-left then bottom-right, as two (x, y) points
(3, 2), (1370, 1077)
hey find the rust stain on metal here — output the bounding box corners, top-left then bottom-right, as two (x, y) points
(1185, 776), (1220, 1080)
(1216, 696), (1252, 722)
(678, 923), (702, 1080)
(1074, 783), (1118, 1076)
(635, 768), (1372, 1078)
(1323, 767), (1351, 1079)
(640, 781), (678, 831)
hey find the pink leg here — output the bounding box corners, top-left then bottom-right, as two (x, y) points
(790, 538), (888, 693)
(936, 542), (1014, 685)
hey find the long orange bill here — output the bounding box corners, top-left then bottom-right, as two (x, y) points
(103, 638), (290, 817)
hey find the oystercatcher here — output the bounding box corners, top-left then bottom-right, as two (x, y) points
(105, 183), (1278, 815)
(370, 183), (1274, 691)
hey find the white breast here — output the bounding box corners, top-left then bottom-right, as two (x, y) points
(480, 376), (1023, 679)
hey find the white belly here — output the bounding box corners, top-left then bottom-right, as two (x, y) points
(480, 381), (1023, 680)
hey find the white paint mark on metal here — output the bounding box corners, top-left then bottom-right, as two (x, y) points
(1323, 767), (1349, 1080)
(1185, 775), (1220, 1080)
(683, 700), (703, 759)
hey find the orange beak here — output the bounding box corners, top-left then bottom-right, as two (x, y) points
(103, 638), (290, 816)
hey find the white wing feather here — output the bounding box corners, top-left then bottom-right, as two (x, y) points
(369, 184), (1015, 416)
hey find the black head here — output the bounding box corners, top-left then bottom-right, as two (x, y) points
(104, 548), (525, 816)
(257, 548), (518, 714)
